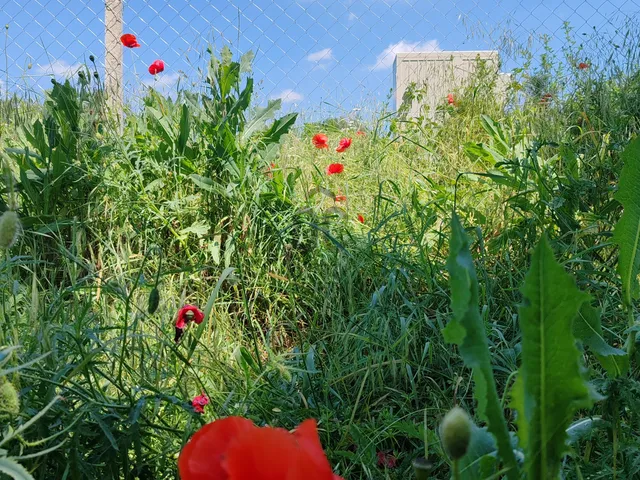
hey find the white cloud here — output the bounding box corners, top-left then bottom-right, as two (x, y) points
(348, 13), (358, 21)
(371, 39), (440, 71)
(307, 48), (334, 63)
(271, 89), (304, 104)
(142, 72), (181, 93)
(36, 60), (82, 77)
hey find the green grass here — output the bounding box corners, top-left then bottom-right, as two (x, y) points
(0, 26), (640, 480)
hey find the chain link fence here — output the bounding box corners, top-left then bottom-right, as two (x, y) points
(2, 0), (639, 116)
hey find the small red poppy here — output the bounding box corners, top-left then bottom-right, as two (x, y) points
(178, 417), (343, 480)
(120, 33), (141, 48)
(578, 62), (589, 70)
(336, 138), (352, 153)
(174, 305), (204, 343)
(377, 451), (397, 469)
(357, 214), (365, 224)
(326, 163), (344, 175)
(335, 194), (346, 202)
(447, 93), (455, 105)
(356, 130), (365, 137)
(539, 93), (553, 105)
(148, 59), (165, 75)
(191, 393), (209, 414)
(313, 133), (329, 149)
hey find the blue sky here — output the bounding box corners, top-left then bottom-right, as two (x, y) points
(2, 0), (638, 116)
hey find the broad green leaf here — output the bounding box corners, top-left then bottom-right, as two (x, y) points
(176, 104), (190, 155)
(573, 304), (628, 377)
(0, 458), (34, 480)
(565, 416), (606, 445)
(241, 99), (282, 143)
(444, 214), (519, 479)
(613, 137), (640, 307)
(479, 114), (509, 156)
(179, 221), (209, 238)
(517, 236), (592, 479)
(262, 113), (298, 145)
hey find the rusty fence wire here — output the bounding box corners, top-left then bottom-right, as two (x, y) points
(1, 0), (640, 116)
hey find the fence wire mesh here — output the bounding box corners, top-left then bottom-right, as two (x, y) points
(2, 0), (640, 116)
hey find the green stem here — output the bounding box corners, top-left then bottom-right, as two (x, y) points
(453, 460), (460, 480)
(625, 307), (636, 357)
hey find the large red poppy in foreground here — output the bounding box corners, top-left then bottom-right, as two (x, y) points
(178, 416), (343, 480)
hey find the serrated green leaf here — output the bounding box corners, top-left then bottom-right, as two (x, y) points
(239, 50), (255, 73)
(613, 137), (640, 307)
(445, 214), (519, 479)
(518, 236), (592, 479)
(574, 304), (628, 377)
(0, 458), (35, 480)
(459, 425), (498, 480)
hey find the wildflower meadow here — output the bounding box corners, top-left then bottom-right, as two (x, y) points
(2, 19), (640, 480)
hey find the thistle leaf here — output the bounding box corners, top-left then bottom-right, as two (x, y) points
(444, 214), (519, 479)
(613, 137), (640, 307)
(518, 236), (592, 479)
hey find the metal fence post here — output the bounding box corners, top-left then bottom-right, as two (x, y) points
(104, 0), (123, 114)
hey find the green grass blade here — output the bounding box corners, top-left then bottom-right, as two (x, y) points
(517, 236), (592, 479)
(443, 213), (519, 479)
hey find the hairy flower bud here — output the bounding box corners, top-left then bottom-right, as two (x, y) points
(0, 210), (21, 249)
(0, 379), (19, 418)
(440, 407), (472, 460)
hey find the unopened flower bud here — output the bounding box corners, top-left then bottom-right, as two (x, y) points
(440, 407), (472, 460)
(0, 379), (19, 418)
(89, 55), (95, 63)
(0, 210), (21, 249)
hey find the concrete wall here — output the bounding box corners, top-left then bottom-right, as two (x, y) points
(393, 50), (507, 117)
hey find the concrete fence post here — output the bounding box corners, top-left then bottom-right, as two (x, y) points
(104, 0), (123, 115)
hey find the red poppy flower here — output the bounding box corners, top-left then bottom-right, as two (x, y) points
(178, 416), (343, 480)
(120, 33), (141, 48)
(356, 130), (365, 137)
(539, 93), (553, 105)
(336, 138), (352, 153)
(578, 62), (589, 70)
(148, 59), (165, 75)
(377, 451), (397, 469)
(174, 305), (204, 343)
(326, 163), (344, 175)
(447, 93), (455, 105)
(313, 133), (329, 149)
(357, 214), (365, 224)
(335, 194), (346, 202)
(191, 393), (209, 414)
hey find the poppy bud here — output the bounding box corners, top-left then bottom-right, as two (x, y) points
(93, 71), (99, 80)
(412, 457), (433, 480)
(0, 210), (21, 249)
(440, 407), (472, 460)
(148, 287), (160, 314)
(89, 55), (95, 63)
(0, 379), (19, 418)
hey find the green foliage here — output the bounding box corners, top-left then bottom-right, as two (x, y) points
(613, 137), (640, 309)
(516, 236), (593, 479)
(0, 24), (640, 479)
(443, 214), (518, 479)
